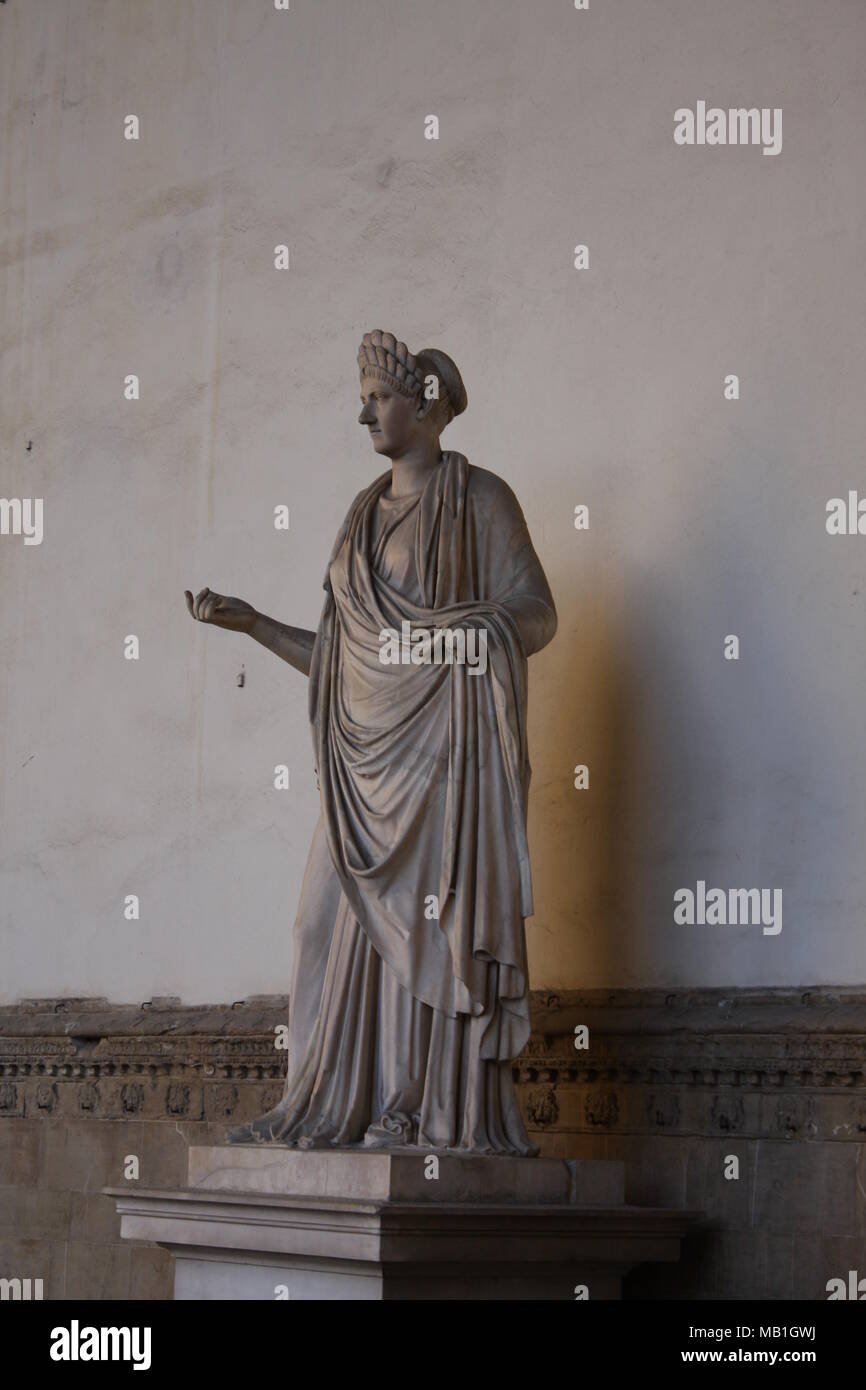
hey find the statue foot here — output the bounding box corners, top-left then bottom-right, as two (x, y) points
(363, 1110), (417, 1148)
(226, 1102), (290, 1144)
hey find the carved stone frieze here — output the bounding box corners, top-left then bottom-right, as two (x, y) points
(0, 989), (864, 1137)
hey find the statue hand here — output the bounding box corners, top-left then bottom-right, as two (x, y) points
(185, 587), (257, 634)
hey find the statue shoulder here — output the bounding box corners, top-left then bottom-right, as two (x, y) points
(466, 464), (527, 523)
(339, 471), (389, 528)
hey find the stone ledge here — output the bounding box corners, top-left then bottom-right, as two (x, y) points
(107, 1156), (701, 1301)
(110, 1186), (700, 1249)
(532, 987), (866, 1035)
(4, 986), (866, 1037)
(187, 1145), (625, 1203)
(0, 997), (287, 1038)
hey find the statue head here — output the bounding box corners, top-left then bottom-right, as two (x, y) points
(357, 330), (467, 459)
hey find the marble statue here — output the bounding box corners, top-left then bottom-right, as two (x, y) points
(185, 330), (557, 1153)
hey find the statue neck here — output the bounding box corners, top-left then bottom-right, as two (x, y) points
(388, 442), (443, 497)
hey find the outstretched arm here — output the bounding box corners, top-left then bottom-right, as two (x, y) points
(184, 588), (316, 678)
(249, 613), (316, 676)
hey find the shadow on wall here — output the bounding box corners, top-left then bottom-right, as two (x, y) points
(531, 484), (841, 990)
(528, 581), (641, 987)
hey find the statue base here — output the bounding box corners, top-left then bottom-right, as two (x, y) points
(109, 1145), (701, 1300)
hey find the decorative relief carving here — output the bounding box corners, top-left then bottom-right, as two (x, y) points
(0, 1081), (20, 1113)
(166, 1084), (190, 1117)
(0, 991), (864, 1137)
(773, 1097), (818, 1140)
(79, 1083), (99, 1112)
(35, 1082), (57, 1112)
(710, 1094), (745, 1133)
(524, 1088), (559, 1127)
(647, 1092), (680, 1129)
(208, 1083), (239, 1116)
(120, 1083), (144, 1115)
(584, 1090), (619, 1127)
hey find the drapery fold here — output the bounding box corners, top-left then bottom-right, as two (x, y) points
(229, 453), (556, 1151)
(309, 452), (554, 1061)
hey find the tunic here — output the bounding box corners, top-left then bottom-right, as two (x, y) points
(239, 451), (556, 1153)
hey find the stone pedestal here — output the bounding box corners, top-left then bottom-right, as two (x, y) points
(109, 1146), (701, 1300)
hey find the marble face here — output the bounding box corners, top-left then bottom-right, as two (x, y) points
(358, 374), (426, 458)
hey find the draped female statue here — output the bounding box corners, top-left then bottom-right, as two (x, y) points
(185, 330), (556, 1154)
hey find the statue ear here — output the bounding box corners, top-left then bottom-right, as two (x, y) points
(415, 391), (438, 421)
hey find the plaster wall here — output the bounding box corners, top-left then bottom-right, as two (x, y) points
(1, 0), (864, 1002)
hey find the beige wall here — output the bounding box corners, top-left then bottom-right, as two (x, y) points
(1, 0), (865, 1004)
